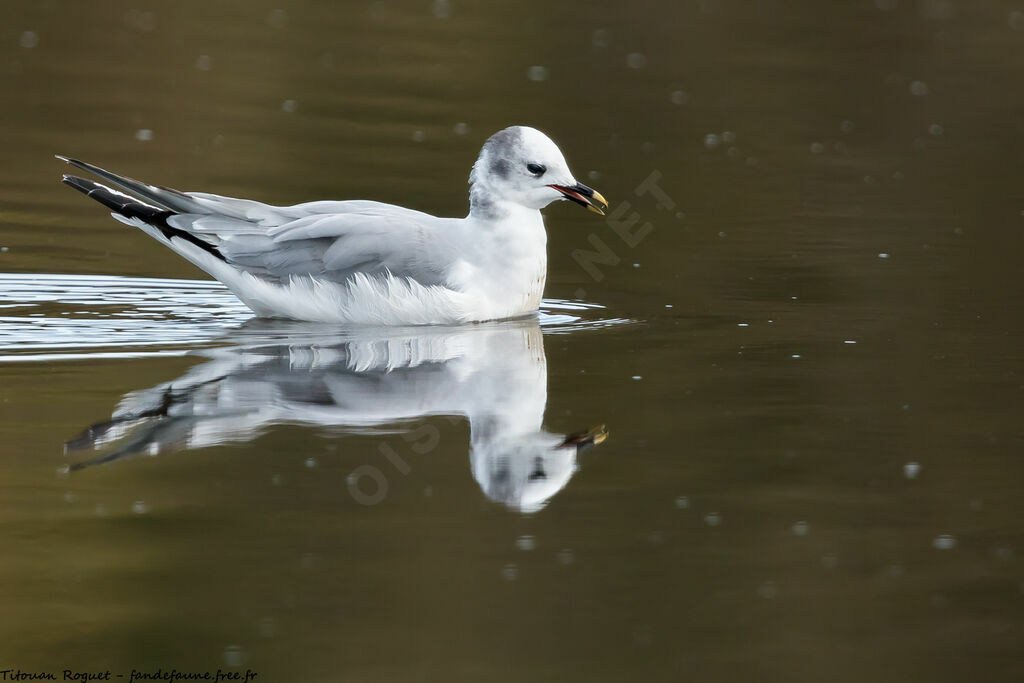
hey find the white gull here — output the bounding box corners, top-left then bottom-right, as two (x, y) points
(57, 126), (607, 325)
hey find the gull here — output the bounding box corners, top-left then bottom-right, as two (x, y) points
(56, 126), (607, 325)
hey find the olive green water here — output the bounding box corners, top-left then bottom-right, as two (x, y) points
(3, 1), (1024, 681)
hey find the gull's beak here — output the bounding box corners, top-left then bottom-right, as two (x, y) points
(557, 424), (608, 451)
(548, 182), (609, 216)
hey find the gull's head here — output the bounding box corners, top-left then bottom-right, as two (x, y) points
(469, 125), (608, 217)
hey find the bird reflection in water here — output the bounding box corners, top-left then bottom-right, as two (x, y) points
(64, 319), (607, 512)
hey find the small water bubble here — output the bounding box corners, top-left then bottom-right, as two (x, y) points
(791, 354), (801, 359)
(0, 247), (8, 253)
(810, 142), (825, 154)
(674, 495), (690, 509)
(909, 80), (929, 96)
(757, 581), (778, 599)
(992, 546), (1013, 561)
(271, 474), (283, 486)
(904, 462), (920, 479)
(928, 123), (944, 136)
(18, 31), (39, 49)
(431, 0), (452, 19)
(63, 491), (78, 504)
(703, 512), (721, 527)
(422, 485), (433, 498)
(258, 617), (277, 638)
(844, 340), (857, 344)
(135, 129), (153, 142)
(591, 29), (611, 48)
(125, 10), (157, 32)
(792, 521), (809, 536)
(515, 535), (535, 551)
(933, 534), (956, 550)
(281, 99), (297, 113)
(194, 54), (212, 71)
(587, 170), (601, 182)
(557, 548), (575, 565)
(267, 9), (288, 29)
(821, 553), (839, 569)
(632, 625), (653, 646)
(717, 231), (727, 238)
(453, 122), (469, 135)
(304, 457), (317, 468)
(670, 90), (689, 105)
(527, 65), (549, 82)
(632, 263), (640, 268)
(920, 0), (955, 19)
(647, 531), (664, 545)
(665, 304), (674, 308)
(132, 500), (149, 515)
(704, 133), (721, 149)
(626, 53), (647, 69)
(878, 252), (890, 259)
(223, 645), (247, 668)
(840, 119), (855, 133)
(863, 175), (876, 185)
(721, 131), (736, 144)
(411, 130), (425, 142)
(631, 375), (642, 380)
(737, 322), (749, 327)
(501, 563), (519, 581)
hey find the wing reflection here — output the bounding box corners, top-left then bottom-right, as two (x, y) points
(65, 320), (606, 512)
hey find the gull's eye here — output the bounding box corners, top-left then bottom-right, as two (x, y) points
(526, 163), (546, 176)
(528, 457), (547, 481)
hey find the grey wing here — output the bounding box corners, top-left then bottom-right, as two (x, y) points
(56, 157), (455, 286)
(171, 200), (457, 286)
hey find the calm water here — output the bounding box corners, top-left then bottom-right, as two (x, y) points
(3, 1), (1024, 681)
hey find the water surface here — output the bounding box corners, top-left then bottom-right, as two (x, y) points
(2, 1), (1024, 681)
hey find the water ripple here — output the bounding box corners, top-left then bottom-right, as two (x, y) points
(0, 273), (629, 362)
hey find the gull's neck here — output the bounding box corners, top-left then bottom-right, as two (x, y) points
(468, 184), (534, 223)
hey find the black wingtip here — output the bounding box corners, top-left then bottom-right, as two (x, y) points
(62, 174), (97, 195)
(60, 175), (226, 262)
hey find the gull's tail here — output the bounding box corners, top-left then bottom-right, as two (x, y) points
(60, 173), (225, 261)
(57, 154), (232, 268)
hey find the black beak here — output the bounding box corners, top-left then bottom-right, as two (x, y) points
(548, 182), (609, 216)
